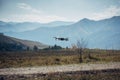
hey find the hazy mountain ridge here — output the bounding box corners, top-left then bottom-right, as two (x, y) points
(0, 21), (73, 32)
(3, 16), (120, 49)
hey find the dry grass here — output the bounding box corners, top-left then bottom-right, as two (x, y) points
(0, 49), (120, 68)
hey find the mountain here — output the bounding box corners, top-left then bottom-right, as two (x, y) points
(0, 21), (73, 32)
(45, 21), (74, 27)
(4, 16), (120, 49)
(0, 33), (48, 51)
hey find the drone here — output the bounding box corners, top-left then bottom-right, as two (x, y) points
(53, 37), (69, 41)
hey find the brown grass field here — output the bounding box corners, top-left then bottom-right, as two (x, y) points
(0, 49), (120, 68)
(0, 49), (120, 80)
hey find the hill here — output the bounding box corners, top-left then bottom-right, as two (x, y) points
(0, 33), (48, 51)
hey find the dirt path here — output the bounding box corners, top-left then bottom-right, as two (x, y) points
(0, 62), (120, 75)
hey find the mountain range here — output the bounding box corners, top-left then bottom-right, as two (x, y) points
(1, 16), (120, 49)
(0, 21), (73, 32)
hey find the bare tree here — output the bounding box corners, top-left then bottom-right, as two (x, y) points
(76, 38), (87, 63)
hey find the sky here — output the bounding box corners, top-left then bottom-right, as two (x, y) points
(0, 0), (120, 23)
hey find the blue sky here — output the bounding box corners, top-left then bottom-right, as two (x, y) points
(0, 0), (120, 23)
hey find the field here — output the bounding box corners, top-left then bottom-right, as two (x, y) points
(0, 49), (120, 80)
(0, 49), (120, 68)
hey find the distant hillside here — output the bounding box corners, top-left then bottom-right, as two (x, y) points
(4, 16), (120, 49)
(0, 21), (73, 32)
(45, 21), (74, 27)
(0, 33), (48, 51)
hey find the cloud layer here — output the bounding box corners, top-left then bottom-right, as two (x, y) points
(1, 2), (120, 23)
(1, 3), (68, 23)
(90, 6), (120, 20)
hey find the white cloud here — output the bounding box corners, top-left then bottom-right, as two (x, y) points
(89, 6), (120, 20)
(17, 3), (42, 14)
(17, 3), (31, 10)
(0, 3), (69, 23)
